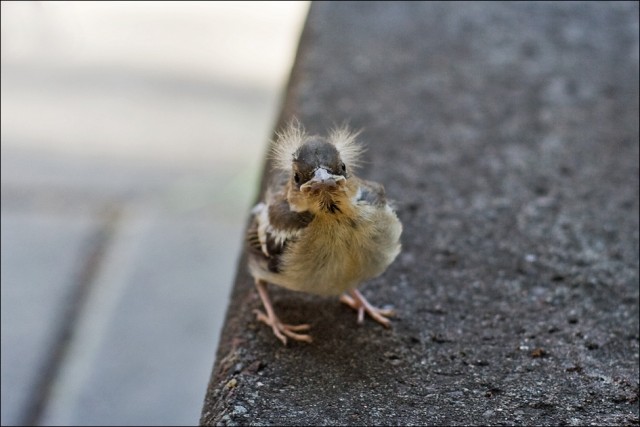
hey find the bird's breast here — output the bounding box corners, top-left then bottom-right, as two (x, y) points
(274, 205), (402, 295)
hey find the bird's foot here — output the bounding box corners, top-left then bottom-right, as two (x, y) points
(254, 279), (313, 345)
(340, 289), (394, 328)
(254, 309), (312, 345)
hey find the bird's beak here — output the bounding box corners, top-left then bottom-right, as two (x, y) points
(301, 168), (345, 193)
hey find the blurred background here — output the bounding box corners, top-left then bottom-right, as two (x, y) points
(1, 1), (309, 425)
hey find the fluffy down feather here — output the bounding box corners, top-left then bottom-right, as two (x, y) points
(270, 119), (364, 172)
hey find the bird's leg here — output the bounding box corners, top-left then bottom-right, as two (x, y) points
(253, 279), (313, 345)
(340, 289), (394, 328)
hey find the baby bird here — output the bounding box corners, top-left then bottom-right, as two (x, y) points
(246, 121), (402, 345)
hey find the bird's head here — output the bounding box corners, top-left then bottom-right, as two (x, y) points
(271, 120), (363, 215)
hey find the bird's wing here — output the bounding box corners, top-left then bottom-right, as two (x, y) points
(247, 188), (314, 273)
(356, 178), (388, 207)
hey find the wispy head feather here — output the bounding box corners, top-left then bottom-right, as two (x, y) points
(327, 124), (365, 170)
(270, 118), (310, 171)
(270, 118), (365, 171)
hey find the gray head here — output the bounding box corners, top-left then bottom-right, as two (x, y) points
(291, 138), (348, 191)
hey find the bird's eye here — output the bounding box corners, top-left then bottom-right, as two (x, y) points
(294, 173), (301, 184)
(341, 163), (346, 173)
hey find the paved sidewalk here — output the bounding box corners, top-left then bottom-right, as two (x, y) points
(1, 2), (308, 425)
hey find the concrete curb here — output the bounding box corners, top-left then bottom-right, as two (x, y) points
(201, 2), (639, 425)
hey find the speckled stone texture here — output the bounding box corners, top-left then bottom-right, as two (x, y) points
(201, 2), (639, 425)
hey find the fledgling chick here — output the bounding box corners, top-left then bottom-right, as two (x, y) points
(246, 120), (402, 345)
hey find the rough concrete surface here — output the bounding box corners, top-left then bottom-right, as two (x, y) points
(201, 2), (639, 425)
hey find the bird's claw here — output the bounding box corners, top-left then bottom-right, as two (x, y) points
(254, 309), (313, 345)
(340, 290), (394, 328)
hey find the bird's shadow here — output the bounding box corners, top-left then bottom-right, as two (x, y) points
(266, 292), (402, 386)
